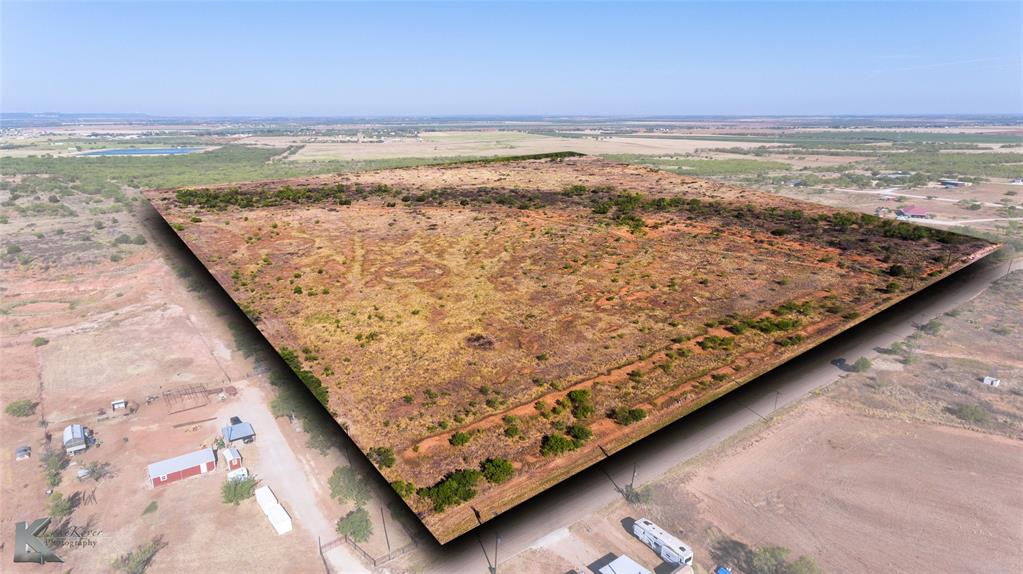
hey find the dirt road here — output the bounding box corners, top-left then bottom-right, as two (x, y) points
(421, 255), (1019, 573)
(219, 385), (369, 574)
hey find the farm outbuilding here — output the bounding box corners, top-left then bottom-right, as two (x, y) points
(896, 205), (931, 219)
(598, 555), (650, 574)
(222, 421), (255, 444)
(147, 448), (216, 488)
(62, 424), (89, 455)
(223, 447), (242, 470)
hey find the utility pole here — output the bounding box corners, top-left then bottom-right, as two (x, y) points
(494, 535), (501, 574)
(380, 506), (391, 552)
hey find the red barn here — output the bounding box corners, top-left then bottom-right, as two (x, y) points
(147, 448), (216, 487)
(223, 447), (242, 470)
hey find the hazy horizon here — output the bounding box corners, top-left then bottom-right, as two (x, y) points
(3, 2), (1021, 117)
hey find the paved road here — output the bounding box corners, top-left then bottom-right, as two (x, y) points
(836, 187), (1008, 208)
(927, 217), (1023, 226)
(419, 255), (1019, 574)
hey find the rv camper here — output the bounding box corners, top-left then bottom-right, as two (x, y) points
(633, 518), (694, 566)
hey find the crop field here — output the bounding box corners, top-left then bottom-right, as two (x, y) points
(143, 154), (996, 542)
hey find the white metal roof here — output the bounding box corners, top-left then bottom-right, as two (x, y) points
(223, 448), (241, 462)
(222, 422), (255, 441)
(598, 555), (650, 574)
(255, 485), (278, 509)
(62, 424), (86, 446)
(635, 518), (693, 558)
(147, 448), (215, 479)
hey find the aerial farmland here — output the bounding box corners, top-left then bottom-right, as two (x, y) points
(144, 153), (996, 542)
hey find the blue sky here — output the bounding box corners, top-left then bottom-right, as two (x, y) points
(2, 1), (1020, 116)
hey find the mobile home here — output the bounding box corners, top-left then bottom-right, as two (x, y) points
(633, 518), (694, 566)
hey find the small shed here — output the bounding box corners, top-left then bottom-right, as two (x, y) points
(896, 205), (930, 219)
(598, 555), (650, 574)
(222, 422), (255, 444)
(982, 376), (1001, 387)
(227, 467), (250, 482)
(15, 446), (31, 461)
(255, 486), (293, 535)
(111, 399), (127, 411)
(62, 424), (88, 455)
(223, 447), (243, 470)
(147, 448), (216, 487)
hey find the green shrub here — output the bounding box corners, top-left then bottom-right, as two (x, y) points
(850, 357), (872, 372)
(566, 389), (594, 419)
(449, 431), (471, 446)
(142, 501), (158, 516)
(48, 491), (72, 518)
(480, 458), (514, 484)
(221, 476), (258, 505)
(369, 446), (395, 468)
(566, 423), (592, 445)
(390, 480), (415, 499)
(43, 451), (67, 487)
(31, 337), (49, 347)
(921, 319), (943, 335)
(4, 399), (36, 417)
(953, 403), (991, 425)
(540, 433), (577, 456)
(611, 407), (647, 426)
(698, 335), (735, 351)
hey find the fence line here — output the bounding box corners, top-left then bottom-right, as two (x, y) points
(319, 534), (421, 568)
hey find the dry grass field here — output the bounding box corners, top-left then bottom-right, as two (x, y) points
(243, 130), (779, 162)
(144, 154), (995, 542)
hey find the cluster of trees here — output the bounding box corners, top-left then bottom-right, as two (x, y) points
(111, 536), (168, 574)
(417, 469), (482, 512)
(175, 183), (356, 210)
(416, 457), (516, 512)
(278, 347), (329, 409)
(699, 335), (735, 351)
(269, 373), (340, 454)
(331, 465), (374, 542)
(540, 423), (593, 456)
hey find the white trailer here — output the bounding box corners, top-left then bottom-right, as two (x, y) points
(632, 518), (694, 566)
(255, 486), (293, 535)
